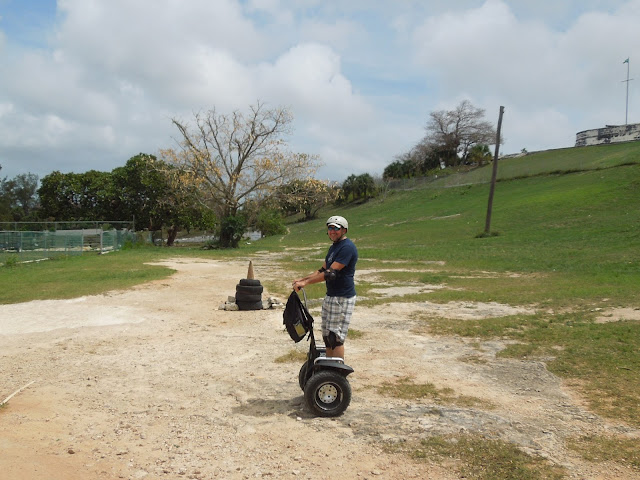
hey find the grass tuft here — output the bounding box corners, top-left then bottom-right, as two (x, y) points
(347, 328), (364, 340)
(376, 376), (493, 409)
(567, 435), (640, 469)
(385, 434), (566, 480)
(274, 349), (306, 363)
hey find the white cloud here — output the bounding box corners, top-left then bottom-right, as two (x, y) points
(499, 107), (574, 153)
(260, 43), (372, 119)
(409, 0), (640, 153)
(1, 0), (639, 181)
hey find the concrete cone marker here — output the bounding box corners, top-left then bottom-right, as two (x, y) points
(247, 261), (254, 280)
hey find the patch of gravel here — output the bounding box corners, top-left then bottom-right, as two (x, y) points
(1, 258), (638, 480)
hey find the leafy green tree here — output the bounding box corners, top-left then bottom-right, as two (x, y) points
(10, 173), (39, 219)
(219, 214), (247, 248)
(38, 171), (68, 220)
(0, 171), (40, 222)
(383, 142), (440, 180)
(111, 154), (172, 230)
(112, 154), (215, 246)
(255, 208), (287, 237)
(0, 166), (10, 221)
(38, 170), (112, 221)
(354, 173), (376, 201)
(38, 170), (80, 221)
(467, 144), (493, 166)
(382, 160), (406, 180)
(341, 174), (376, 202)
(341, 174), (357, 201)
(39, 155), (214, 245)
(80, 170), (113, 219)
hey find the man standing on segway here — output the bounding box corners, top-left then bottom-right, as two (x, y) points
(292, 215), (358, 360)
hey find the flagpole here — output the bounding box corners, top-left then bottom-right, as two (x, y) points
(625, 58), (630, 125)
(623, 58), (632, 125)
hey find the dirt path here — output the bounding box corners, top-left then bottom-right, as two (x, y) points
(1, 258), (638, 479)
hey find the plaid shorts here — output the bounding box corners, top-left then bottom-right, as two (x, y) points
(321, 295), (357, 343)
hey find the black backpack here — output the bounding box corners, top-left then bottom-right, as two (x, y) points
(283, 290), (313, 342)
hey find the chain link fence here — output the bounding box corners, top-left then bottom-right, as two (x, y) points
(1, 221), (136, 265)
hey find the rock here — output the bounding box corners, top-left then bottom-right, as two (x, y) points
(257, 297), (284, 310)
(219, 302), (239, 311)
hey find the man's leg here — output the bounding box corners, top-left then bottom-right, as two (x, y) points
(326, 344), (344, 359)
(324, 331), (345, 359)
(322, 296), (354, 360)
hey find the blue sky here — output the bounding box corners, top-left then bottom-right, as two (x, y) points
(0, 0), (638, 182)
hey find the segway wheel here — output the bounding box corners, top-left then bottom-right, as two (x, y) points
(304, 370), (351, 417)
(298, 361), (309, 391)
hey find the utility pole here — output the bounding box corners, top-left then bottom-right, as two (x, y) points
(623, 58), (633, 125)
(484, 106), (504, 236)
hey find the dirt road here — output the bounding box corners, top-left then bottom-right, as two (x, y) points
(1, 258), (638, 479)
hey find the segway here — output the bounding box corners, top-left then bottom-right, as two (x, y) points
(290, 289), (354, 417)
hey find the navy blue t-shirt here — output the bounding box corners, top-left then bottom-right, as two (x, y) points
(325, 238), (358, 297)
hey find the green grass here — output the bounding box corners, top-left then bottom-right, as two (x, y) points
(386, 434), (566, 480)
(0, 249), (175, 304)
(439, 141), (640, 186)
(274, 349), (307, 363)
(272, 162), (640, 308)
(423, 311), (640, 427)
(375, 376), (492, 409)
(0, 243), (268, 304)
(567, 435), (640, 469)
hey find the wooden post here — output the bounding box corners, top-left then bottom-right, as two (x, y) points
(484, 106), (505, 235)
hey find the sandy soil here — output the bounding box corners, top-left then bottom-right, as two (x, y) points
(1, 257), (638, 480)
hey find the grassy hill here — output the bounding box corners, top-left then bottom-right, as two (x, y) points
(263, 142), (640, 309)
(439, 141), (640, 186)
(258, 142), (639, 430)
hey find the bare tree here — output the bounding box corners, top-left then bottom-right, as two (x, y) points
(425, 100), (497, 166)
(160, 102), (320, 246)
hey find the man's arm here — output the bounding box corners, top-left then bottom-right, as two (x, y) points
(292, 262), (326, 291)
(292, 261), (345, 291)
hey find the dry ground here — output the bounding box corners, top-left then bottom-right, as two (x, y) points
(1, 258), (638, 480)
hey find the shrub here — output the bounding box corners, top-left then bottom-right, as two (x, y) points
(256, 209), (287, 237)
